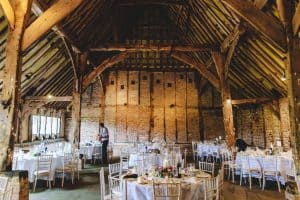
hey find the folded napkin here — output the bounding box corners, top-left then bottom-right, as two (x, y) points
(123, 174), (138, 179)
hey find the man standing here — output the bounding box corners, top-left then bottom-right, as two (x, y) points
(99, 123), (109, 164)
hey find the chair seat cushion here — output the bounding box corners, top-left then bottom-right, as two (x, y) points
(33, 170), (50, 176)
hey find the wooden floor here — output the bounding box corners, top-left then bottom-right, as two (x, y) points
(30, 164), (285, 200)
(223, 181), (284, 200)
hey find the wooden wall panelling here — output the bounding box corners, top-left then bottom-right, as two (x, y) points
(176, 72), (187, 143)
(139, 71), (151, 106)
(127, 71), (139, 141)
(138, 106), (151, 141)
(104, 71), (117, 142)
(116, 105), (128, 142)
(128, 71), (139, 105)
(152, 72), (165, 141)
(105, 71), (117, 106)
(117, 71), (128, 105)
(104, 106), (116, 142)
(164, 72), (176, 142)
(186, 72), (200, 141)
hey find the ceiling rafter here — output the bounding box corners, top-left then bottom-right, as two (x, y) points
(293, 1), (300, 35)
(0, 0), (14, 29)
(221, 0), (286, 51)
(90, 44), (218, 52)
(171, 52), (221, 91)
(82, 52), (129, 91)
(22, 0), (83, 51)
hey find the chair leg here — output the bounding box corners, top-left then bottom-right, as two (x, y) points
(239, 171), (242, 186)
(33, 177), (37, 192)
(262, 175), (265, 191)
(249, 176), (252, 190)
(258, 177), (262, 188)
(49, 180), (52, 189)
(62, 174), (64, 188)
(276, 175), (281, 192)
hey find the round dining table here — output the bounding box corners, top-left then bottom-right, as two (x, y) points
(122, 171), (211, 200)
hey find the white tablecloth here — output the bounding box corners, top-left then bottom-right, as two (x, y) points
(14, 153), (64, 182)
(123, 176), (208, 200)
(197, 143), (227, 158)
(236, 153), (295, 184)
(129, 153), (162, 168)
(79, 145), (102, 159)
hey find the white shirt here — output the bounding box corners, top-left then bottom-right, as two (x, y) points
(101, 127), (109, 141)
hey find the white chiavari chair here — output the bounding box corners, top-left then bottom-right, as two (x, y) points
(120, 151), (129, 174)
(108, 163), (122, 178)
(199, 162), (215, 176)
(240, 156), (262, 190)
(108, 176), (122, 200)
(54, 153), (74, 187)
(152, 181), (181, 200)
(12, 154), (24, 171)
(262, 156), (281, 192)
(0, 177), (9, 200)
(204, 175), (219, 200)
(99, 167), (112, 200)
(191, 141), (198, 161)
(218, 166), (224, 199)
(33, 154), (53, 192)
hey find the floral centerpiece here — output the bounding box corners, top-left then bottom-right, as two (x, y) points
(155, 166), (174, 178)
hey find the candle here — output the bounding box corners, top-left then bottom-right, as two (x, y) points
(163, 159), (169, 168)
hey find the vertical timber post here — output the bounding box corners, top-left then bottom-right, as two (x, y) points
(0, 0), (33, 171)
(212, 51), (235, 148)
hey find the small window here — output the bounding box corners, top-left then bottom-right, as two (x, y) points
(156, 79), (161, 84)
(131, 80), (136, 85)
(188, 78), (193, 83)
(121, 85), (125, 89)
(110, 80), (114, 85)
(142, 76), (148, 80)
(179, 74), (184, 79)
(167, 83), (172, 87)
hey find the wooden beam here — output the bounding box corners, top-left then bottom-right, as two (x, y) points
(0, 0), (15, 29)
(82, 52), (129, 91)
(22, 0), (83, 50)
(254, 0), (268, 9)
(212, 51), (235, 147)
(231, 98), (272, 105)
(90, 44), (218, 52)
(293, 1), (300, 35)
(116, 0), (186, 6)
(0, 0), (32, 171)
(61, 36), (78, 79)
(25, 96), (72, 102)
(171, 52), (221, 91)
(222, 0), (286, 51)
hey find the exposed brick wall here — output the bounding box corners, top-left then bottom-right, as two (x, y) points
(235, 98), (291, 150)
(279, 98), (291, 150)
(66, 71), (200, 144)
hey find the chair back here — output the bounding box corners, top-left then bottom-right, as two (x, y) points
(219, 165), (224, 187)
(248, 156), (261, 170)
(204, 175), (219, 200)
(37, 155), (53, 172)
(192, 141), (198, 154)
(12, 154), (24, 170)
(120, 153), (129, 171)
(199, 162), (214, 176)
(108, 176), (121, 198)
(262, 156), (277, 172)
(109, 163), (121, 177)
(152, 181), (181, 200)
(0, 177), (8, 194)
(63, 153), (73, 166)
(99, 167), (105, 200)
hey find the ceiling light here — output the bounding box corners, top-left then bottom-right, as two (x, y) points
(47, 94), (53, 99)
(281, 72), (286, 81)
